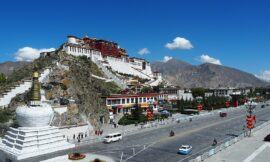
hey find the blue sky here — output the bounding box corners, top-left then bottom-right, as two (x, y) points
(0, 0), (270, 80)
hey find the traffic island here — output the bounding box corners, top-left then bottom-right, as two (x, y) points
(68, 153), (86, 160)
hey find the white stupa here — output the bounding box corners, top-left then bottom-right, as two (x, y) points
(0, 71), (75, 161)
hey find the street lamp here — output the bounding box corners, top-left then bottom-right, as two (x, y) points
(244, 101), (257, 137)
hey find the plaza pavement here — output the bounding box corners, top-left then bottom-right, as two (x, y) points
(204, 121), (270, 162)
(41, 153), (115, 162)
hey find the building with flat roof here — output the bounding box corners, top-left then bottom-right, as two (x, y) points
(105, 93), (165, 114)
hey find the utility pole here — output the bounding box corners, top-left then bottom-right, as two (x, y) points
(245, 101), (257, 137)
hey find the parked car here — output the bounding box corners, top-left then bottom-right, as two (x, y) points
(178, 145), (192, 155)
(160, 110), (171, 117)
(219, 112), (227, 117)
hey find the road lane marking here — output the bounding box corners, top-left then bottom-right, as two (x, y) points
(243, 143), (270, 162)
(141, 108), (270, 161)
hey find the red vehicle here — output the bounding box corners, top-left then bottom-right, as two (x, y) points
(219, 112), (227, 117)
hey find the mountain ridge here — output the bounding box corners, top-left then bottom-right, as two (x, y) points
(0, 61), (29, 76)
(151, 58), (267, 88)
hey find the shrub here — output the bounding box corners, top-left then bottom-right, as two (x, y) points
(0, 109), (14, 123)
(118, 114), (147, 125)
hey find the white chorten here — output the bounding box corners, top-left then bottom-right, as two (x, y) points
(0, 71), (75, 162)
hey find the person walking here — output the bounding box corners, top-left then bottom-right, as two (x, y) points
(243, 125), (247, 137)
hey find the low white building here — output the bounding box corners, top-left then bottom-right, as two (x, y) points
(178, 90), (193, 101)
(210, 87), (251, 97)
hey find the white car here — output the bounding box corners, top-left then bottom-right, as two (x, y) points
(103, 132), (122, 143)
(178, 145), (192, 155)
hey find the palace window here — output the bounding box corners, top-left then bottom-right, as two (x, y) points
(122, 99), (125, 104)
(107, 100), (112, 105)
(127, 99), (130, 104)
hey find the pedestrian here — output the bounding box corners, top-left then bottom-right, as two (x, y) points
(100, 130), (103, 136)
(114, 123), (116, 128)
(243, 125), (246, 137)
(85, 132), (87, 138)
(73, 134), (75, 140)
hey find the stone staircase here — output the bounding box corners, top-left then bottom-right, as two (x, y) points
(0, 68), (53, 108)
(95, 60), (127, 89)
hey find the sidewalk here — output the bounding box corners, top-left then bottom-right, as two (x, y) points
(204, 122), (270, 162)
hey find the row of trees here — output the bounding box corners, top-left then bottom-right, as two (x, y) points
(175, 95), (229, 113)
(248, 87), (270, 99)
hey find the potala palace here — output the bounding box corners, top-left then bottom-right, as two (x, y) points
(60, 35), (163, 87)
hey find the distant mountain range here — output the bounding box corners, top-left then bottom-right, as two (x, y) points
(151, 58), (268, 88)
(0, 61), (29, 76)
(0, 59), (268, 88)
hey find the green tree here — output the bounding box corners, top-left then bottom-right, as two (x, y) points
(191, 87), (205, 98)
(153, 86), (160, 93)
(131, 101), (142, 121)
(141, 86), (153, 93)
(0, 73), (6, 85)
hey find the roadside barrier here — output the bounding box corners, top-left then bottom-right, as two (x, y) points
(188, 119), (270, 162)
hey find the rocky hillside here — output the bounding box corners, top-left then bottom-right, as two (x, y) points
(0, 51), (121, 136)
(151, 58), (267, 88)
(0, 61), (29, 76)
(46, 52), (120, 129)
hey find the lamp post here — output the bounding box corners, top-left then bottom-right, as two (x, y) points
(245, 101), (257, 137)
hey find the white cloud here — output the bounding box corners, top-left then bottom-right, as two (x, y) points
(199, 54), (222, 65)
(15, 47), (55, 62)
(165, 37), (193, 50)
(255, 70), (270, 82)
(138, 48), (150, 55)
(162, 56), (173, 62)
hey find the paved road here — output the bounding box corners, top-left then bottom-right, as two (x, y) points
(81, 104), (270, 162)
(24, 103), (270, 162)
